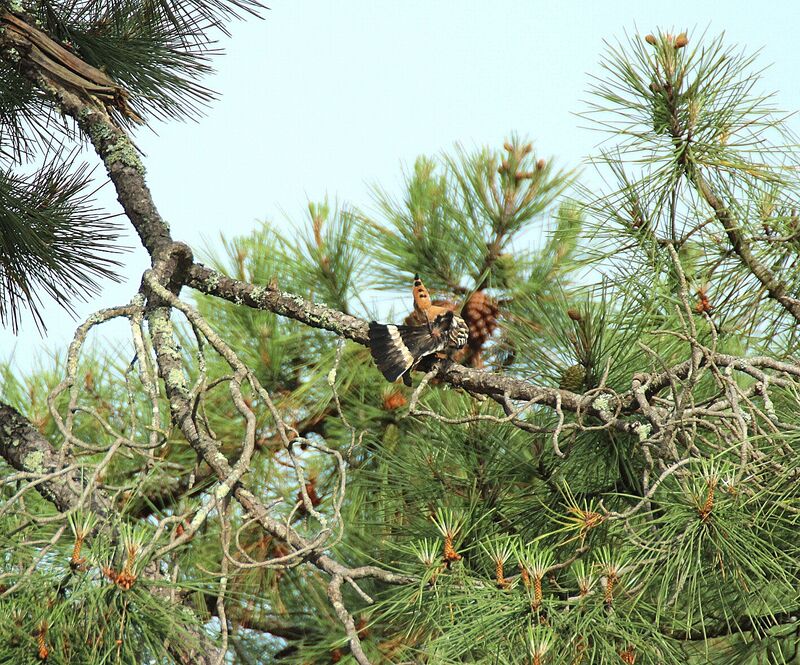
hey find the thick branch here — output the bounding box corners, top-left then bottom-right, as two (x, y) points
(188, 263), (370, 343)
(0, 402), (107, 514)
(186, 263), (621, 420)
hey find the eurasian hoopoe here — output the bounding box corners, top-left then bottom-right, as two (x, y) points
(368, 275), (469, 385)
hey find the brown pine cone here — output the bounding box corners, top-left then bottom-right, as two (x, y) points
(462, 290), (499, 351)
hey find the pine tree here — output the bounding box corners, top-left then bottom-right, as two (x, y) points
(1, 6), (800, 664)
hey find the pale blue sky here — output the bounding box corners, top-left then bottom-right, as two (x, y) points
(4, 1), (800, 373)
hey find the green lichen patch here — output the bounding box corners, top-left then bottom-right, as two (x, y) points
(592, 394), (613, 421)
(23, 450), (45, 473)
(105, 139), (146, 175)
(82, 116), (145, 175)
(166, 368), (188, 393)
(84, 119), (114, 144)
(205, 272), (220, 291)
(148, 318), (183, 361)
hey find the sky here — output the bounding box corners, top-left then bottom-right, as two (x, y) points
(4, 0), (800, 374)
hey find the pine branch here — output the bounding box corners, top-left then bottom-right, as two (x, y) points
(1, 10), (143, 122)
(662, 607), (800, 641)
(0, 151), (124, 331)
(689, 165), (800, 323)
(183, 262), (701, 423)
(1, 11), (173, 256)
(644, 27), (800, 326)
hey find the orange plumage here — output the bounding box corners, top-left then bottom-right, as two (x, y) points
(412, 274), (452, 321)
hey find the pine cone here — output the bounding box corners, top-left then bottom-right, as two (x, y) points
(559, 364), (586, 392)
(462, 290), (499, 351)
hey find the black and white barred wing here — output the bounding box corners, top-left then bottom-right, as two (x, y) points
(368, 311), (457, 383)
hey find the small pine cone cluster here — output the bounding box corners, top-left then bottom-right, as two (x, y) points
(559, 364), (586, 392)
(404, 299), (456, 326)
(462, 290), (499, 352)
(382, 390), (407, 411)
(443, 535), (462, 565)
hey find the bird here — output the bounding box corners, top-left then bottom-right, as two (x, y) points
(368, 275), (469, 385)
